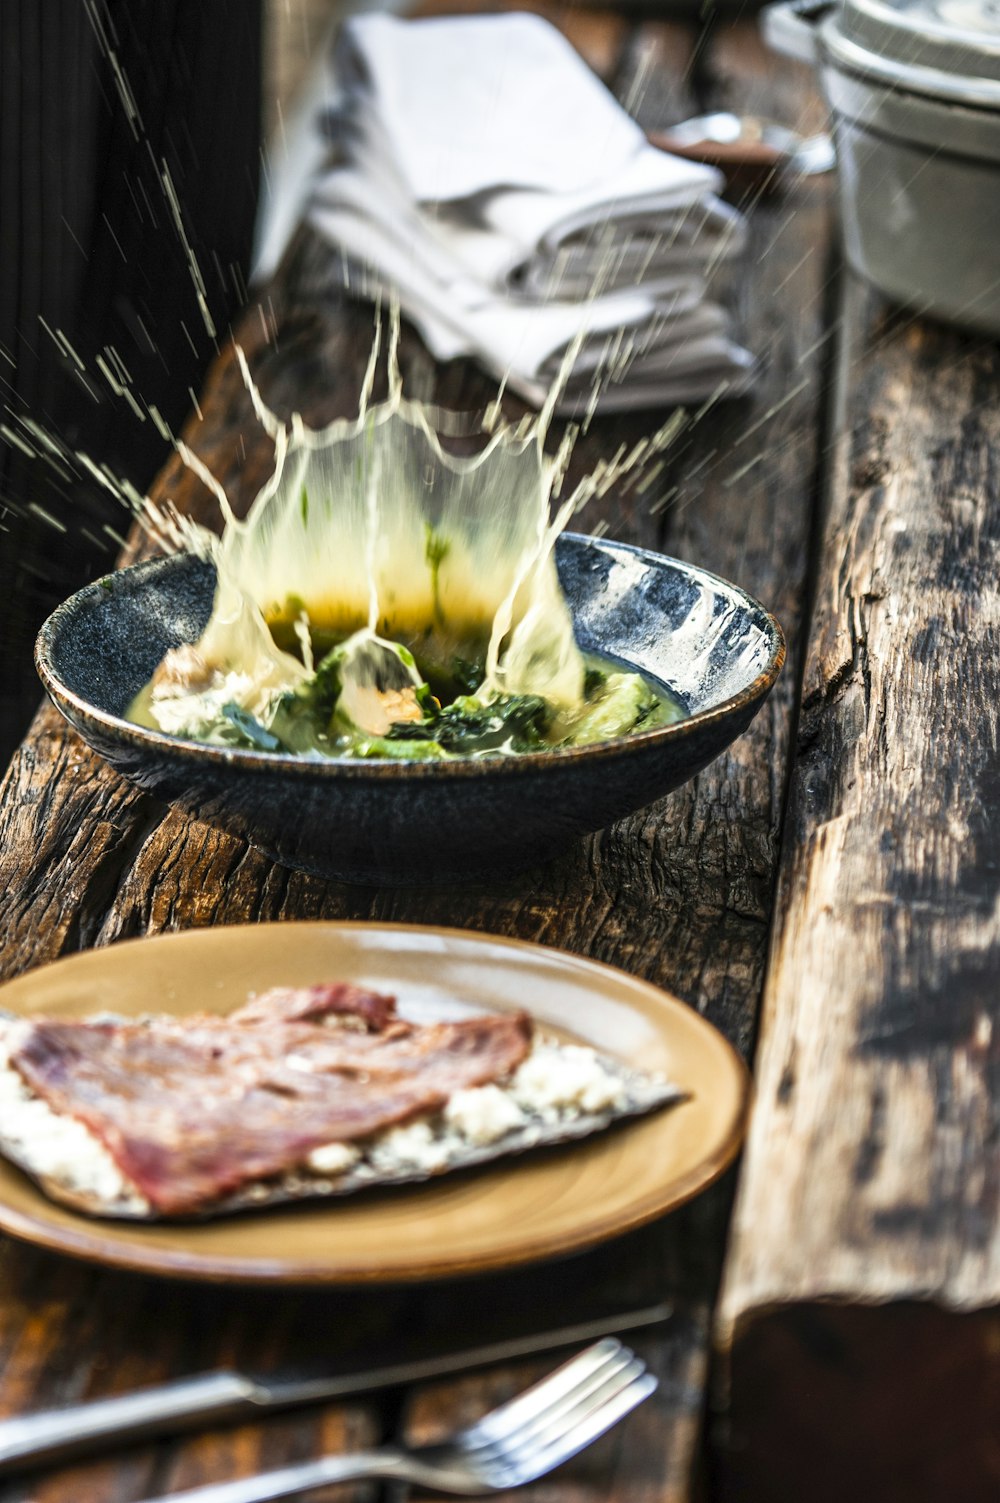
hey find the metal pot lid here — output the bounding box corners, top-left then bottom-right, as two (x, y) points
(825, 0), (1000, 105)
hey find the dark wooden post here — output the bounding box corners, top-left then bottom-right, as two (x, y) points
(0, 0), (262, 758)
(715, 278), (1000, 1502)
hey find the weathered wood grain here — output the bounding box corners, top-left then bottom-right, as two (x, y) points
(0, 15), (832, 1503)
(715, 278), (1000, 1501)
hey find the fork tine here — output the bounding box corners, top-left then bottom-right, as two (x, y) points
(497, 1370), (659, 1487)
(462, 1338), (624, 1445)
(482, 1356), (648, 1464)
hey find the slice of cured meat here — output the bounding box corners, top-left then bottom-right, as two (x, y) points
(10, 1003), (531, 1216)
(230, 983), (397, 1032)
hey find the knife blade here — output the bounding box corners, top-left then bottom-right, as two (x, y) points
(0, 1301), (671, 1477)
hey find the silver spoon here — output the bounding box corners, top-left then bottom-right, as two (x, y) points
(661, 111), (835, 177)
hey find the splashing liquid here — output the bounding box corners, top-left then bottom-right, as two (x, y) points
(130, 313), (684, 758)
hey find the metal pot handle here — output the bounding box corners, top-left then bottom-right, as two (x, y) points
(760, 0), (835, 65)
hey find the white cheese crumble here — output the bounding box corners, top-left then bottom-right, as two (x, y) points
(149, 670), (258, 739)
(511, 1043), (628, 1115)
(336, 1046), (631, 1180)
(369, 1119), (452, 1174)
(306, 1141), (361, 1175)
(0, 1039), (149, 1213)
(443, 1083), (526, 1145)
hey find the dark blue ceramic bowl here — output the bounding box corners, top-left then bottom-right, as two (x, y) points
(35, 536), (784, 884)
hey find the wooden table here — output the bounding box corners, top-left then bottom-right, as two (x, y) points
(0, 11), (997, 1502)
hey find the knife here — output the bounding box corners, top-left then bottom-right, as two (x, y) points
(0, 1301), (671, 1477)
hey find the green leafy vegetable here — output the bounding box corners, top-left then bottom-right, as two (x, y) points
(220, 703), (284, 752)
(424, 524), (451, 624)
(137, 613), (680, 761)
(583, 664), (607, 699)
(450, 656), (484, 696)
(564, 674), (661, 746)
(264, 645), (345, 754)
(387, 693), (551, 754)
(344, 734), (448, 761)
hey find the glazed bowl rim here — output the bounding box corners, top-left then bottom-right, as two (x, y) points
(35, 534), (786, 783)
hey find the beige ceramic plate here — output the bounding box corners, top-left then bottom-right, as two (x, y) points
(0, 924), (749, 1284)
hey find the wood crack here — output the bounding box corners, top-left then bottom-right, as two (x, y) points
(796, 656), (854, 753)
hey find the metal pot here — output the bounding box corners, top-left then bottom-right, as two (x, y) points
(763, 0), (1000, 333)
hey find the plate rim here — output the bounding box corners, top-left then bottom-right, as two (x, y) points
(0, 922), (751, 1284)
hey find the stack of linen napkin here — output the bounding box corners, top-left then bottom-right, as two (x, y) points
(308, 12), (753, 413)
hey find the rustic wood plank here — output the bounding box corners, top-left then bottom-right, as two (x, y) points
(646, 25), (835, 1062)
(401, 1308), (710, 1503)
(715, 277), (1000, 1501)
(0, 18), (833, 1503)
(0, 1238), (385, 1503)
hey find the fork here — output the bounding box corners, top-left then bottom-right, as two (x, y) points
(138, 1338), (656, 1503)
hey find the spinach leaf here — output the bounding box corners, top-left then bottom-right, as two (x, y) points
(386, 693), (551, 755)
(450, 656), (485, 695)
(220, 703), (283, 752)
(308, 646), (344, 719)
(263, 645), (345, 754)
(583, 664), (607, 699)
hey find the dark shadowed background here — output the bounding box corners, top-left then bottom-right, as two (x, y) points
(0, 0), (263, 762)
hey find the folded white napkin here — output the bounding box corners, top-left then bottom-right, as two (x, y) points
(311, 188), (749, 412)
(308, 12), (754, 412)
